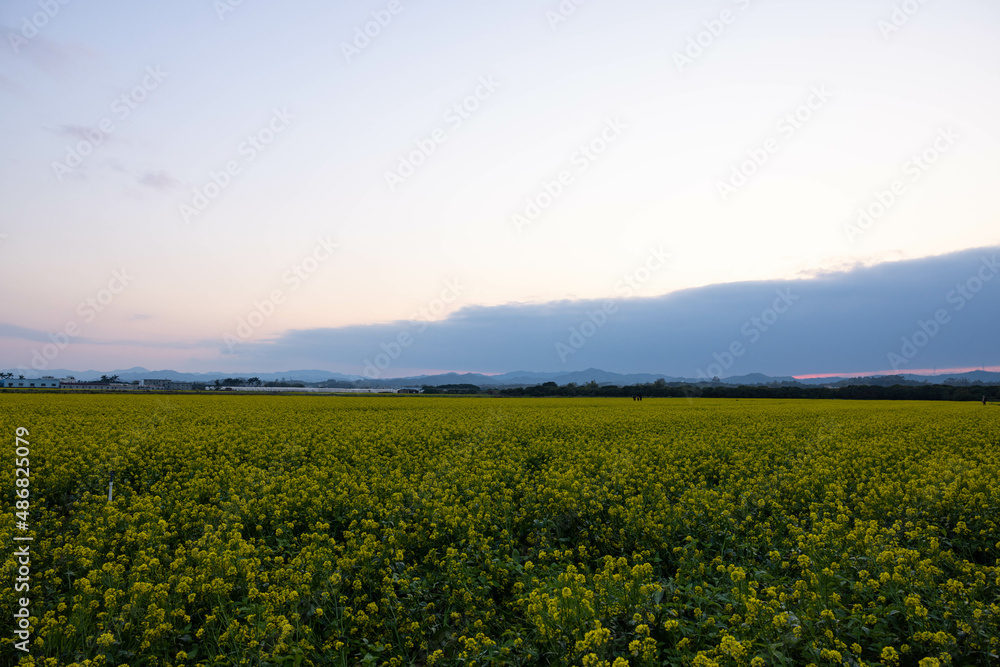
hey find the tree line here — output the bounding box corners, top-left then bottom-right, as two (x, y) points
(495, 381), (1000, 402)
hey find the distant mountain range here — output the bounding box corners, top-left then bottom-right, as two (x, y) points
(4, 366), (999, 387)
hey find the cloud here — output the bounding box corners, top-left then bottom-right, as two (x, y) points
(86, 338), (203, 350)
(137, 170), (180, 190)
(0, 322), (99, 345)
(1, 24), (95, 77)
(0, 323), (57, 343)
(214, 246), (1000, 378)
(52, 124), (117, 143)
(0, 323), (203, 351)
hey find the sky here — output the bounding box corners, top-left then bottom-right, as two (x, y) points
(1, 0), (998, 378)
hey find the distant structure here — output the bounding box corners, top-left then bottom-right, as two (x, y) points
(1, 376), (61, 388)
(141, 379), (194, 391)
(60, 381), (132, 391)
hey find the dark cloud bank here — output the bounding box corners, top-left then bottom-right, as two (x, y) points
(230, 246), (999, 377)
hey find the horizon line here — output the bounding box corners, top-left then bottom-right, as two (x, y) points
(6, 365), (1000, 381)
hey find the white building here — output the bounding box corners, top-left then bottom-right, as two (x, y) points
(60, 381), (131, 391)
(142, 379), (194, 390)
(1, 377), (60, 388)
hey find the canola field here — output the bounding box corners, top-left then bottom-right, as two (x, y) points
(1, 394), (999, 667)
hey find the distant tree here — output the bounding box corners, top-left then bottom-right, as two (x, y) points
(18, 374), (26, 379)
(213, 379), (221, 388)
(98, 374), (120, 384)
(247, 377), (262, 387)
(500, 380), (1000, 402)
(428, 384), (481, 394)
(0, 372), (13, 380)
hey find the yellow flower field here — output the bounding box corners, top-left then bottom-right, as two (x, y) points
(1, 395), (998, 666)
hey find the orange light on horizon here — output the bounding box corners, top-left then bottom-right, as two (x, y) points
(795, 365), (1000, 380)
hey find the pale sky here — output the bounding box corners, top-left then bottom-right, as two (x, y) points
(1, 0), (999, 376)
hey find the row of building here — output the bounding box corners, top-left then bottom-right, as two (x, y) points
(0, 377), (194, 390)
(1, 378), (422, 393)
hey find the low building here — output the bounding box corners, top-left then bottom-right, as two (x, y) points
(1, 377), (60, 388)
(142, 379), (194, 391)
(60, 382), (132, 391)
